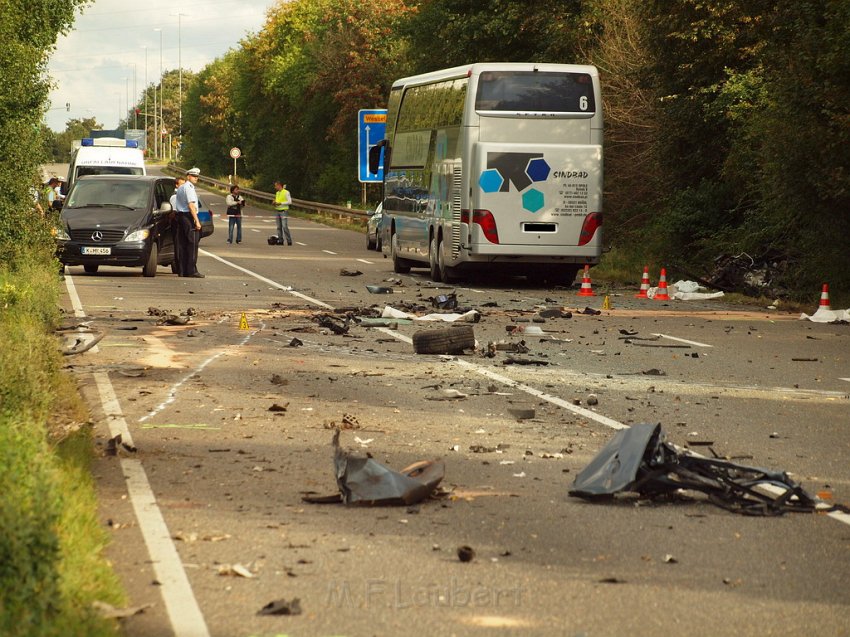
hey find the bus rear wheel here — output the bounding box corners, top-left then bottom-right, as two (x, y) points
(437, 238), (453, 283)
(429, 235), (442, 282)
(391, 233), (411, 274)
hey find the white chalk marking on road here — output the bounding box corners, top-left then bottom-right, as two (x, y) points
(295, 241), (307, 246)
(840, 378), (850, 383)
(94, 372), (210, 637)
(652, 333), (713, 347)
(322, 249), (337, 255)
(201, 250), (333, 309)
(138, 325), (259, 423)
(251, 228), (260, 233)
(356, 259), (373, 265)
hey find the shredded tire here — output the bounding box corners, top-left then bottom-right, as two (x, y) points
(412, 325), (475, 355)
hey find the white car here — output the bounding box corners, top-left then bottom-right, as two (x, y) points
(366, 202), (383, 251)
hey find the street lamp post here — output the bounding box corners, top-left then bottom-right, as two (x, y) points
(175, 11), (188, 159)
(143, 46), (148, 154)
(158, 27), (163, 160)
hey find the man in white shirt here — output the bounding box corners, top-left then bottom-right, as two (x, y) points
(174, 168), (204, 278)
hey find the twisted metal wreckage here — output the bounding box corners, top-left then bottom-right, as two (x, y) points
(569, 423), (825, 516)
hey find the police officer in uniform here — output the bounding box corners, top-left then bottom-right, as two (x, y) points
(174, 168), (204, 278)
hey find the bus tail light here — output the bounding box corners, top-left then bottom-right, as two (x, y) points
(472, 209), (500, 244)
(578, 212), (602, 246)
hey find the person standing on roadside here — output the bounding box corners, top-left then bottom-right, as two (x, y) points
(43, 177), (59, 211)
(273, 181), (293, 246)
(174, 168), (204, 278)
(226, 184), (245, 244)
(169, 176), (186, 273)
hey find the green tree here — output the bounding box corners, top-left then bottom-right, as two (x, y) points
(404, 0), (585, 72)
(0, 0), (90, 265)
(50, 117), (102, 162)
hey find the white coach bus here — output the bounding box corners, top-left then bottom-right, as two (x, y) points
(369, 62), (603, 284)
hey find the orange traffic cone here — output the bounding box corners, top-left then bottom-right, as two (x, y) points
(654, 268), (671, 300)
(818, 283), (831, 310)
(635, 266), (650, 298)
(577, 265), (596, 297)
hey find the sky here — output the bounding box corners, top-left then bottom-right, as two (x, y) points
(45, 0), (275, 132)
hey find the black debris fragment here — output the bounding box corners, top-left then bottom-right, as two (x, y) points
(314, 313), (349, 334)
(457, 546), (476, 562)
(569, 423), (817, 516)
(366, 285), (394, 294)
(257, 598), (302, 616)
(339, 268), (363, 276)
(430, 293), (458, 309)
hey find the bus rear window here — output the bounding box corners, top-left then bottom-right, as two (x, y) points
(475, 71), (595, 114)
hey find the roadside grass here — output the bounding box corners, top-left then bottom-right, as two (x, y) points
(0, 258), (122, 637)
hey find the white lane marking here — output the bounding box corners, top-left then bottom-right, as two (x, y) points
(295, 241), (307, 246)
(64, 271), (85, 318)
(322, 250), (337, 255)
(251, 228), (260, 233)
(356, 259), (373, 265)
(840, 378), (850, 382)
(652, 333), (713, 347)
(199, 249), (333, 309)
(94, 372), (210, 637)
(64, 271), (100, 354)
(373, 327), (627, 430)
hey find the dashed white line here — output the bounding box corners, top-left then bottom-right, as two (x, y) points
(356, 258), (373, 264)
(322, 249), (337, 255)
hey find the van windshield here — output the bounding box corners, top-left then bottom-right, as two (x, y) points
(75, 166), (145, 179)
(65, 180), (150, 210)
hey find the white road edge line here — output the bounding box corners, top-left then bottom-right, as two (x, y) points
(94, 372), (210, 637)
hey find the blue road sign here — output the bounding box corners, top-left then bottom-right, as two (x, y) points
(358, 109), (387, 183)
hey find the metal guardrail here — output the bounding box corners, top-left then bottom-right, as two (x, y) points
(165, 164), (369, 221)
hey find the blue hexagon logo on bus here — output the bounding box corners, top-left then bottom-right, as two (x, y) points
(522, 188), (544, 213)
(526, 157), (550, 183)
(478, 169), (504, 193)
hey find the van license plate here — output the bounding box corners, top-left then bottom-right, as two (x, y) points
(82, 246), (111, 255)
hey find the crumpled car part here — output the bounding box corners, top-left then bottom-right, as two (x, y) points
(569, 423), (817, 516)
(302, 430), (445, 506)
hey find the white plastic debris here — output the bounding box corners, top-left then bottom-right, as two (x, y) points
(381, 305), (480, 323)
(671, 280), (725, 300)
(800, 307), (850, 322)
